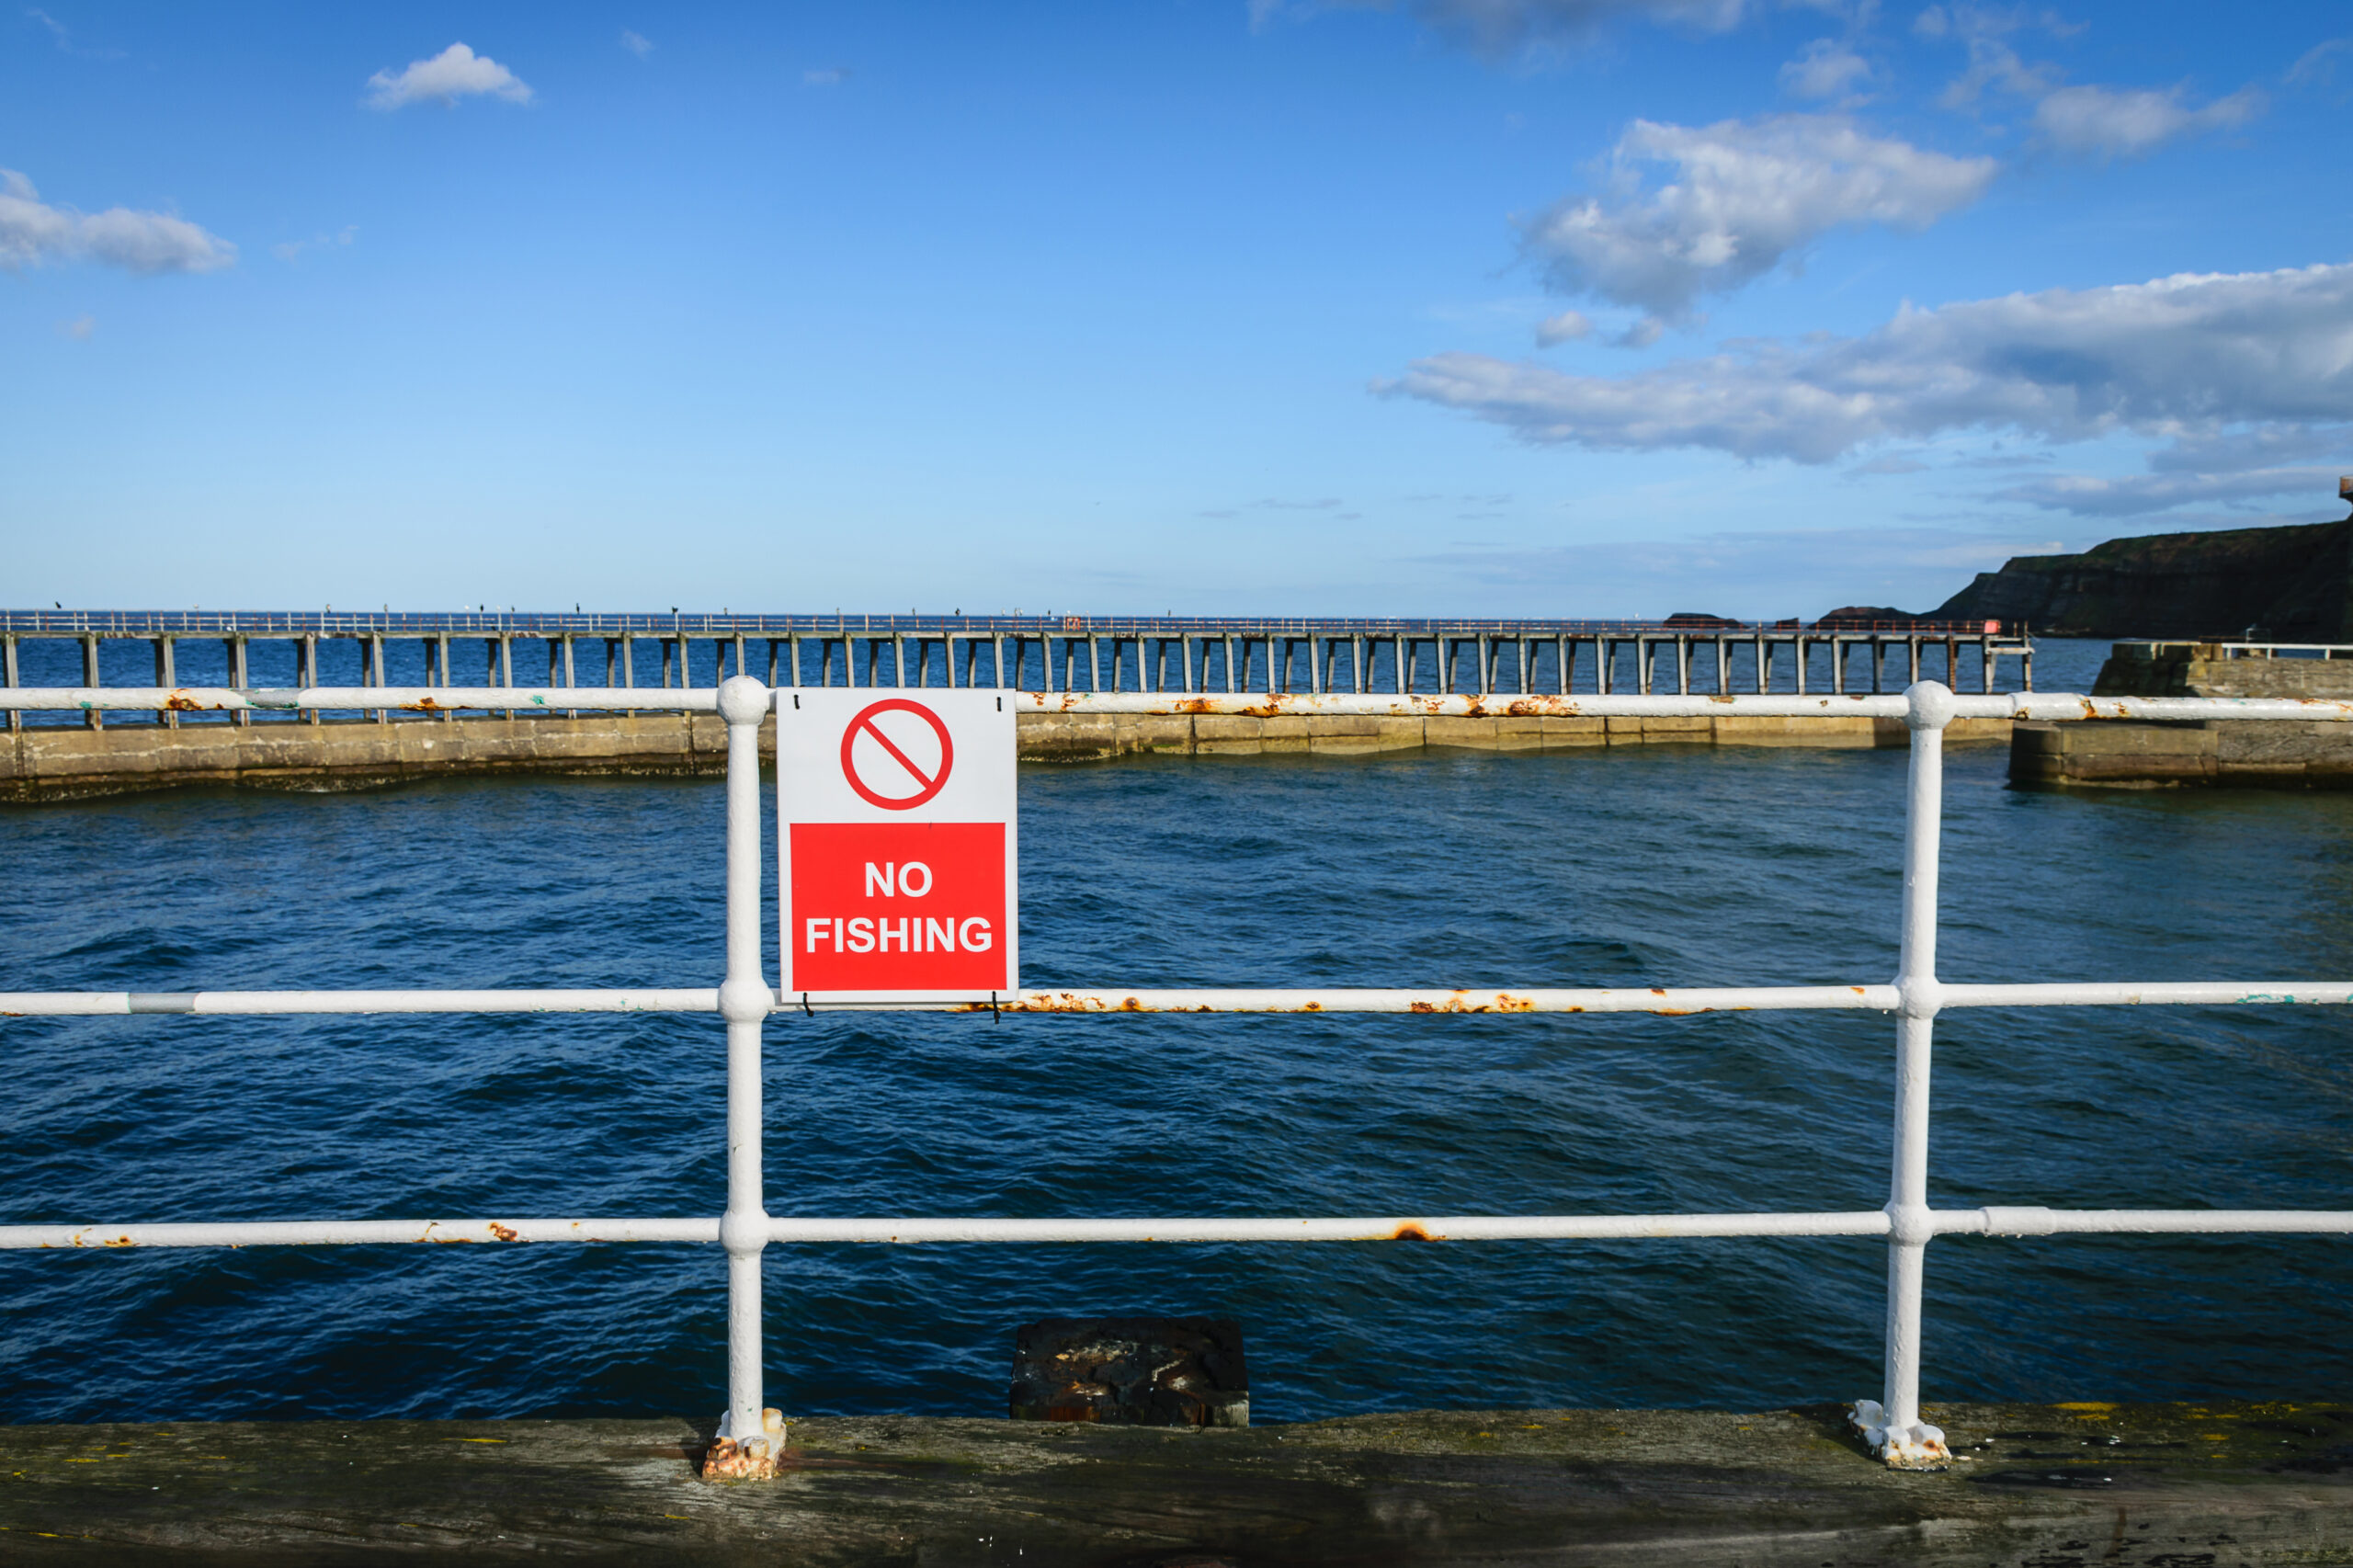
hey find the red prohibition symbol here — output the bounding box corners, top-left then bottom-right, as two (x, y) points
(840, 699), (955, 811)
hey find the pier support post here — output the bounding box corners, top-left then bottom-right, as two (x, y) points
(1859, 679), (1954, 1472)
(153, 636), (176, 729)
(82, 635), (102, 729)
(711, 675), (778, 1478)
(2, 634), (17, 733)
(228, 637), (248, 726)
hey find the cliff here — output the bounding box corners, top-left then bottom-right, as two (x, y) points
(1927, 518), (2350, 640)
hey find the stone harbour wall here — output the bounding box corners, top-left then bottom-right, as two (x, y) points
(1016, 710), (2014, 760)
(2015, 645), (2353, 788)
(0, 710), (2017, 804)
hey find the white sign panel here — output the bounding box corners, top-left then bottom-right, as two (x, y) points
(777, 689), (1017, 1002)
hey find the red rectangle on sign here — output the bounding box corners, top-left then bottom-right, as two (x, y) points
(790, 823), (1007, 992)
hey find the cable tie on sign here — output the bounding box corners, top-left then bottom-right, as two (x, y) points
(990, 990), (1000, 1023)
(801, 992), (812, 1017)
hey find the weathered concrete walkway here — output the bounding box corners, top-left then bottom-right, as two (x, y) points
(2, 1402), (2347, 1563)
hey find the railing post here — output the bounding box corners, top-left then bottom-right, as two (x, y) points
(1858, 679), (1954, 1471)
(707, 673), (779, 1479)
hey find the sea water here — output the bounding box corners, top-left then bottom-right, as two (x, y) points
(2, 638), (2347, 1422)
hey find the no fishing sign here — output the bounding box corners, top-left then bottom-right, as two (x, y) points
(777, 690), (1017, 1002)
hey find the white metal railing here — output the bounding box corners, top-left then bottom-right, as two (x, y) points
(2118, 639), (2353, 659)
(4, 678), (2352, 1474)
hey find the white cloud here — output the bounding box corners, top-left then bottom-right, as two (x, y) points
(2143, 426), (2353, 474)
(1921, 5), (2264, 156)
(1779, 39), (1872, 100)
(1520, 114), (1995, 320)
(1609, 314), (1664, 348)
(2287, 38), (2348, 87)
(2031, 83), (2265, 157)
(365, 43), (532, 110)
(803, 66), (851, 85)
(1535, 309), (1593, 345)
(25, 6), (119, 59)
(1995, 467), (2339, 517)
(1256, 0), (1749, 51)
(1421, 524), (2065, 615)
(1408, 0), (1747, 54)
(1384, 262), (2353, 467)
(272, 224), (357, 263)
(57, 314), (94, 340)
(620, 29), (654, 58)
(0, 168), (235, 274)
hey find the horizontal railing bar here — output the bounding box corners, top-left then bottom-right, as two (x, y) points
(1939, 982), (2353, 1007)
(1944, 1208), (2353, 1236)
(0, 1219), (721, 1248)
(8, 687), (2350, 722)
(1039, 693), (2350, 722)
(913, 985), (1900, 1015)
(0, 990), (719, 1016)
(1984, 694), (2353, 722)
(1019, 693), (1915, 718)
(760, 1213), (1894, 1242)
(6, 1208), (2347, 1250)
(9, 983), (2353, 1017)
(0, 687), (720, 713)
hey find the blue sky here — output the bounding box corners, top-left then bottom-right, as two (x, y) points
(4, 1), (2347, 618)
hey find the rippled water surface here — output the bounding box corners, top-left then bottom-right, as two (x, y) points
(3, 642), (2349, 1422)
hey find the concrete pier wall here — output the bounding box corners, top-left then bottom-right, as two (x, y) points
(2011, 643), (2353, 788)
(0, 711), (2018, 802)
(1017, 710), (2015, 760)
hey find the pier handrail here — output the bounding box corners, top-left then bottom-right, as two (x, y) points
(1, 687), (2344, 724)
(0, 617), (2036, 721)
(2, 680), (2347, 1476)
(0, 608), (2013, 637)
(2117, 639), (2353, 658)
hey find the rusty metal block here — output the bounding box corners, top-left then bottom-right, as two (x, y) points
(1009, 1317), (1247, 1427)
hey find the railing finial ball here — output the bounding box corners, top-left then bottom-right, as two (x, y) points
(1903, 679), (1957, 732)
(716, 676), (771, 727)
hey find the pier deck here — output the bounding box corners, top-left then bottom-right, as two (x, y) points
(3, 1402), (2345, 1563)
(1, 611), (2029, 737)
